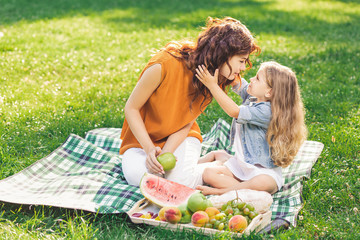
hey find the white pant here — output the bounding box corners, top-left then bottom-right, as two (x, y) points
(122, 137), (207, 188)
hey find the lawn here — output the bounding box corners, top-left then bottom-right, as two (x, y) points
(0, 0), (359, 239)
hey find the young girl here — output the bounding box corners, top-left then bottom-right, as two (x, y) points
(195, 61), (307, 195)
(120, 17), (261, 187)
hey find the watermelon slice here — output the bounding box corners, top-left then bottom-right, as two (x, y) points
(140, 173), (198, 208)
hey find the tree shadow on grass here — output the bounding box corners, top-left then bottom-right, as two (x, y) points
(1, 0), (359, 46)
(0, 0), (267, 25)
(102, 4), (360, 46)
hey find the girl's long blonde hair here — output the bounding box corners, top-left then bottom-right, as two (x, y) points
(262, 61), (307, 168)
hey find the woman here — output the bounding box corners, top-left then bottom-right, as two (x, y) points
(120, 17), (261, 187)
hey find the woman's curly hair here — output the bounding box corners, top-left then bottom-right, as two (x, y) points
(163, 17), (261, 110)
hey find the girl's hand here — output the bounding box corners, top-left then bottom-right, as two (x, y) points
(195, 65), (219, 89)
(145, 146), (165, 175)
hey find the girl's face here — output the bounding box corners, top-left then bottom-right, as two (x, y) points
(247, 67), (272, 102)
(219, 54), (249, 80)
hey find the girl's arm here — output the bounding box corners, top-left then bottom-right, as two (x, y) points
(196, 65), (240, 118)
(124, 63), (164, 174)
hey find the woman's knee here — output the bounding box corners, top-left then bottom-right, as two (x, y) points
(123, 169), (145, 186)
(122, 148), (147, 186)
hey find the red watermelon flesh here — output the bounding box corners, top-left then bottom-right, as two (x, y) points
(140, 173), (198, 207)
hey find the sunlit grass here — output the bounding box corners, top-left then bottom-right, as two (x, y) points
(1, 0), (359, 239)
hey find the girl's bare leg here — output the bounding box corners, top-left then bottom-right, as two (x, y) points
(196, 166), (239, 195)
(196, 166), (278, 195)
(197, 150), (231, 164)
(201, 166), (239, 188)
(228, 174), (278, 194)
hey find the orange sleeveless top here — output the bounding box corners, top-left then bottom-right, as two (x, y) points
(120, 51), (210, 154)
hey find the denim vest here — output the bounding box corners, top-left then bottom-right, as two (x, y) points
(229, 79), (276, 168)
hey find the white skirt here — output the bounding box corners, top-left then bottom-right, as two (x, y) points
(224, 155), (284, 191)
(226, 122), (283, 190)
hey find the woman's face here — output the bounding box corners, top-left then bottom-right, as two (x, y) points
(219, 54), (249, 80)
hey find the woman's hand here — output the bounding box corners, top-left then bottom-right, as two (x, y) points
(145, 146), (165, 175)
(195, 65), (219, 89)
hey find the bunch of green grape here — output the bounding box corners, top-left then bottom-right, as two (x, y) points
(203, 199), (259, 231)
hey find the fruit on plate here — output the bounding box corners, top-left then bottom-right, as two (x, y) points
(205, 207), (220, 220)
(158, 207), (167, 221)
(187, 192), (210, 212)
(208, 189), (273, 213)
(131, 212), (143, 218)
(228, 215), (248, 233)
(140, 213), (152, 219)
(178, 203), (192, 224)
(191, 211), (209, 227)
(140, 173), (198, 208)
(205, 199), (213, 208)
(224, 205), (234, 215)
(198, 199), (260, 232)
(163, 206), (182, 224)
(157, 152), (176, 171)
(215, 212), (226, 221)
(131, 211), (158, 220)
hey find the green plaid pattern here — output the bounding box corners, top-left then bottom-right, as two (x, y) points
(0, 133), (143, 213)
(0, 119), (323, 227)
(85, 128), (123, 154)
(201, 119), (235, 156)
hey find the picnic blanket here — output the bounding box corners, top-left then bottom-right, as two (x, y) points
(0, 119), (323, 227)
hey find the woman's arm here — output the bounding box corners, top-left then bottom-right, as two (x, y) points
(196, 65), (240, 118)
(162, 120), (195, 153)
(124, 63), (164, 174)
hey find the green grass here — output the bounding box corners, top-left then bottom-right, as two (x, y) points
(0, 0), (359, 239)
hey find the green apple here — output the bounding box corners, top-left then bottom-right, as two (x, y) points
(157, 152), (176, 171)
(178, 203), (192, 224)
(187, 192), (208, 212)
